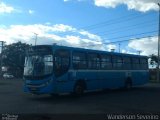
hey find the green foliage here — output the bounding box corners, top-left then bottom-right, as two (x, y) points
(2, 41), (30, 77)
(150, 54), (158, 67)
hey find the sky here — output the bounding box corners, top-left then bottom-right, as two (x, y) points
(0, 0), (159, 56)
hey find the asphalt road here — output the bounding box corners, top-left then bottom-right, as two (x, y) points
(0, 78), (160, 118)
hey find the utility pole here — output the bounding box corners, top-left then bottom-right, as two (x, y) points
(157, 3), (160, 82)
(118, 43), (121, 53)
(34, 33), (38, 46)
(0, 41), (4, 77)
(137, 50), (141, 55)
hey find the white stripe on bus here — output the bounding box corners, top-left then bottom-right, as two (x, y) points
(68, 70), (149, 72)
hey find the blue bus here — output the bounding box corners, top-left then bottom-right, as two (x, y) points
(23, 45), (149, 95)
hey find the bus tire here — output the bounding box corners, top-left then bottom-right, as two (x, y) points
(73, 81), (85, 96)
(125, 78), (132, 90)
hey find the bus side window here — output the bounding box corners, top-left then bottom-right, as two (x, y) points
(44, 55), (53, 74)
(54, 49), (70, 77)
(88, 53), (100, 69)
(100, 54), (112, 69)
(72, 52), (87, 69)
(132, 58), (140, 70)
(140, 58), (148, 70)
(123, 57), (131, 70)
(112, 56), (123, 69)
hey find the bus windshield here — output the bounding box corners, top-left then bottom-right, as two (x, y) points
(24, 54), (53, 77)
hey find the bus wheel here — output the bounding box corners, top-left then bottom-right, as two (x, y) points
(125, 79), (132, 90)
(73, 83), (85, 96)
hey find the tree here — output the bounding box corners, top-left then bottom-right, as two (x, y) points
(150, 54), (158, 68)
(2, 42), (30, 77)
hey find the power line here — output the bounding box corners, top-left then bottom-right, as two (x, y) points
(59, 12), (156, 37)
(104, 35), (156, 45)
(80, 13), (137, 29)
(102, 30), (157, 41)
(58, 22), (156, 39)
(80, 12), (156, 31)
(100, 24), (156, 37)
(87, 35), (156, 47)
(94, 20), (157, 36)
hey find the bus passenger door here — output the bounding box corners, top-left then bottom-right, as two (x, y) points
(54, 49), (71, 93)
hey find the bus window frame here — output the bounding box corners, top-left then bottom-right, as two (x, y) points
(100, 54), (112, 70)
(112, 55), (123, 70)
(54, 49), (70, 77)
(140, 58), (148, 70)
(123, 57), (132, 70)
(87, 53), (101, 70)
(72, 51), (87, 70)
(132, 57), (140, 70)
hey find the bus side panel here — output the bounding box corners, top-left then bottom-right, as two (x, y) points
(132, 71), (149, 86)
(99, 71), (125, 89)
(82, 71), (100, 90)
(56, 80), (75, 93)
(56, 72), (75, 93)
(55, 70), (103, 93)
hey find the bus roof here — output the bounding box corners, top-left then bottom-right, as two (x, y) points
(34, 45), (148, 58)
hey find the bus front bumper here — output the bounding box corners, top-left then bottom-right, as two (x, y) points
(24, 78), (56, 94)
